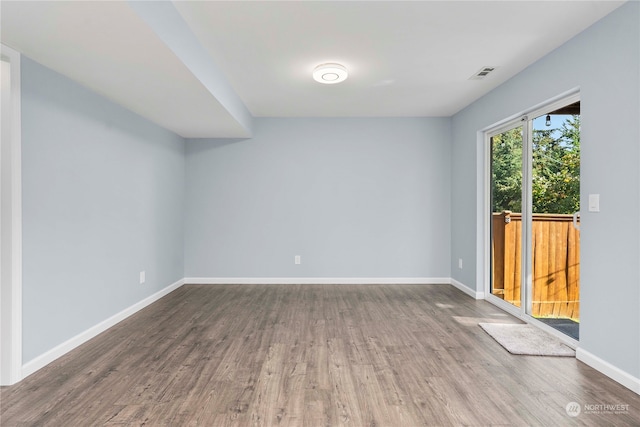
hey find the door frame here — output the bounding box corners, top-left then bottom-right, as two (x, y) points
(1, 44), (23, 386)
(480, 90), (581, 346)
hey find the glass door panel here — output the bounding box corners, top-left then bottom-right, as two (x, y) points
(530, 111), (580, 340)
(490, 126), (523, 309)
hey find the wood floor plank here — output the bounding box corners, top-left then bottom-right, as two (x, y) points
(326, 338), (365, 426)
(2, 284), (639, 426)
(247, 343), (285, 426)
(351, 364), (395, 426)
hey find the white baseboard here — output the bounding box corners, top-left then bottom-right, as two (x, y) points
(576, 347), (640, 395)
(449, 278), (484, 299)
(184, 277), (450, 285)
(21, 278), (185, 380)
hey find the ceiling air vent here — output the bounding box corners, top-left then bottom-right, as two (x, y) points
(469, 66), (497, 80)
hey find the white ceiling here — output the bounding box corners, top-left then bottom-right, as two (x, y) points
(1, 1), (626, 138)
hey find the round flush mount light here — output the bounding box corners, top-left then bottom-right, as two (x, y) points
(313, 63), (348, 84)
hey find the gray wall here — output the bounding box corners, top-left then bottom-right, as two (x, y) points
(21, 57), (185, 362)
(185, 118), (451, 278)
(450, 2), (639, 379)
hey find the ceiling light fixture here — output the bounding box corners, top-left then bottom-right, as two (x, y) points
(313, 63), (348, 84)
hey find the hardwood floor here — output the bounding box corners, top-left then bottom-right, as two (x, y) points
(2, 284), (639, 426)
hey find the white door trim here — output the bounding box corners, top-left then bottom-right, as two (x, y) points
(1, 44), (23, 386)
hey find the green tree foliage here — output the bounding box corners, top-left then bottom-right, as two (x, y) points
(491, 127), (523, 213)
(492, 116), (580, 214)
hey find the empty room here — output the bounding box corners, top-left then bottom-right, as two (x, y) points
(1, 1), (639, 425)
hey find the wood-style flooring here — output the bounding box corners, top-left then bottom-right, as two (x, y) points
(1, 284), (639, 426)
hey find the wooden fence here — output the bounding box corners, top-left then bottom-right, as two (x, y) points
(492, 211), (580, 321)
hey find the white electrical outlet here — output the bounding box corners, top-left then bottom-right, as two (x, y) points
(295, 255), (301, 265)
(458, 258), (463, 269)
(139, 271), (146, 284)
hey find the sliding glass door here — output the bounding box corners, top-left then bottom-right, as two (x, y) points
(489, 96), (580, 340)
